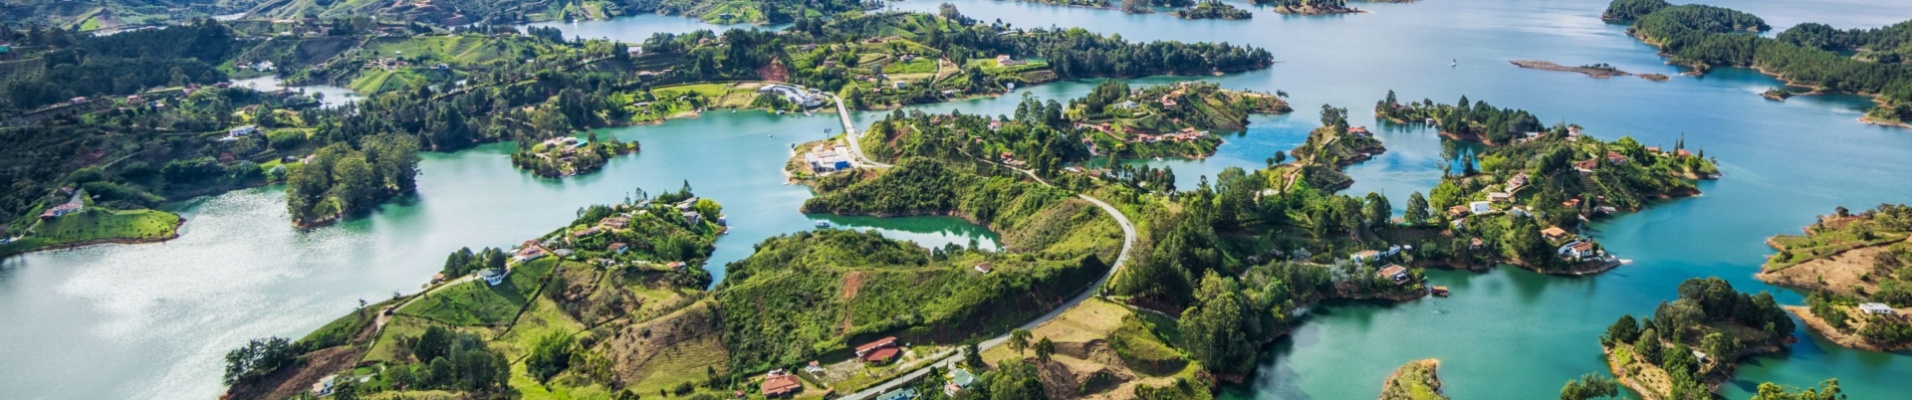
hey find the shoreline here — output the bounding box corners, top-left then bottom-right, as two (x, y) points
(1, 217), (186, 258)
(1782, 305), (1912, 352)
(1509, 60), (1669, 81)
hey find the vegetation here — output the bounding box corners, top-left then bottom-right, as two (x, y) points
(283, 133), (421, 226)
(1379, 359), (1446, 400)
(1599, 278), (1795, 399)
(1610, 0), (1912, 127)
(1176, 1), (1253, 20)
(509, 132), (641, 178)
(1759, 204), (1912, 305)
(1266, 0), (1361, 15)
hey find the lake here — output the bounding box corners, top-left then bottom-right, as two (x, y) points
(6, 0), (1912, 399)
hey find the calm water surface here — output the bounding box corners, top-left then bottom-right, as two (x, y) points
(7, 0), (1912, 399)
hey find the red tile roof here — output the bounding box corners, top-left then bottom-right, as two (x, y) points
(856, 337), (898, 354)
(862, 346), (902, 364)
(762, 375), (803, 397)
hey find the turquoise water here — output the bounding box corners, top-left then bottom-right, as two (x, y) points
(6, 0), (1912, 399)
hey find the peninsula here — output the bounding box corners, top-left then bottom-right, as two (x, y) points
(1757, 204), (1912, 351)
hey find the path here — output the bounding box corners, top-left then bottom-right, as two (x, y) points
(832, 118), (1138, 400)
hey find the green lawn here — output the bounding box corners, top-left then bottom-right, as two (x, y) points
(2, 208), (182, 257)
(398, 279), (532, 326)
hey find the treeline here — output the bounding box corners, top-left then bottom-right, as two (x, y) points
(509, 132), (640, 178)
(1779, 21), (1912, 63)
(285, 133), (420, 226)
(1376, 91), (1543, 144)
(0, 21), (237, 112)
(1599, 0), (1667, 21)
(1615, 1), (1912, 122)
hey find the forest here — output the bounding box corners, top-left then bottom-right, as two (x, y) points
(1613, 1), (1912, 125)
(1598, 278), (1797, 400)
(283, 134), (420, 226)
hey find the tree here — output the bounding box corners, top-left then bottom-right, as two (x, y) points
(413, 326), (453, 363)
(528, 332), (574, 382)
(963, 342), (985, 369)
(1404, 192), (1430, 225)
(1559, 373), (1620, 400)
(1033, 337), (1056, 362)
(1751, 379), (1846, 400)
(223, 337), (297, 385)
(1602, 314), (1641, 347)
(1009, 329), (1033, 356)
(1363, 192), (1391, 228)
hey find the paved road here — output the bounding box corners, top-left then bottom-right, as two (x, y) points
(830, 95), (893, 169)
(831, 116), (1139, 399)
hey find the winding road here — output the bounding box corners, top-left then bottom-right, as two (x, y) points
(828, 97), (1138, 400)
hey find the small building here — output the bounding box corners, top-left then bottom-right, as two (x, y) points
(1431, 286), (1450, 297)
(1469, 237), (1484, 249)
(877, 388), (919, 400)
(1487, 192), (1511, 203)
(1559, 241), (1598, 261)
(553, 248), (574, 258)
(668, 261), (688, 271)
(571, 227), (601, 238)
(1447, 205), (1471, 217)
(1348, 126), (1371, 136)
(1605, 151), (1630, 164)
(682, 211), (701, 225)
(761, 372), (804, 398)
(855, 337), (899, 357)
(515, 246), (546, 262)
(480, 268), (507, 286)
(945, 369), (978, 397)
(1562, 198), (1582, 209)
(1573, 159), (1599, 173)
(1377, 264), (1409, 285)
(1469, 201), (1493, 215)
(1541, 227), (1569, 240)
(1858, 303), (1896, 315)
(600, 217), (630, 229)
(228, 125), (259, 137)
(310, 374), (338, 396)
(1507, 173), (1530, 188)
(995, 54), (1019, 67)
(1676, 149), (1694, 158)
(1350, 250), (1382, 264)
(39, 203), (82, 219)
(974, 262), (993, 274)
(1115, 100), (1138, 110)
(609, 242), (628, 254)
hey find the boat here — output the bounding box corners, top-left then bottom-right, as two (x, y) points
(1153, 157), (1163, 161)
(1431, 286), (1450, 297)
(815, 221), (831, 228)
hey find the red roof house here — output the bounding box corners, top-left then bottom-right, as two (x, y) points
(761, 374), (803, 398)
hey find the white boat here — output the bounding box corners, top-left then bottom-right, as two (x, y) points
(815, 221), (831, 228)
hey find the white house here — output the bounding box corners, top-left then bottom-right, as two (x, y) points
(1859, 303), (1896, 315)
(480, 268), (507, 286)
(1469, 201), (1493, 214)
(228, 125), (259, 137)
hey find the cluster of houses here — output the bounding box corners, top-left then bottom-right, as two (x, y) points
(1350, 245), (1417, 286)
(803, 143), (856, 174)
(998, 151), (1028, 168)
(758, 84), (825, 108)
(1131, 127), (1211, 144)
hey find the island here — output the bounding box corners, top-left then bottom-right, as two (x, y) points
(1510, 60), (1670, 81)
(1267, 0), (1364, 15)
(1757, 204), (1912, 351)
(1763, 88), (1794, 101)
(1372, 92), (1720, 274)
(1178, 1), (1255, 20)
(1598, 278), (1796, 399)
(1379, 359), (1447, 400)
(509, 133), (641, 178)
(1605, 0), (1912, 128)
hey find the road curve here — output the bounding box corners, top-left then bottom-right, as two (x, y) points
(831, 114), (1139, 399)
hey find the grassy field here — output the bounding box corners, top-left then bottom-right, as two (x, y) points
(1, 208), (182, 257)
(396, 257), (561, 327)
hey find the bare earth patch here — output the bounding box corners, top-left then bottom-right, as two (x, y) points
(1756, 245), (1889, 296)
(1785, 305), (1912, 352)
